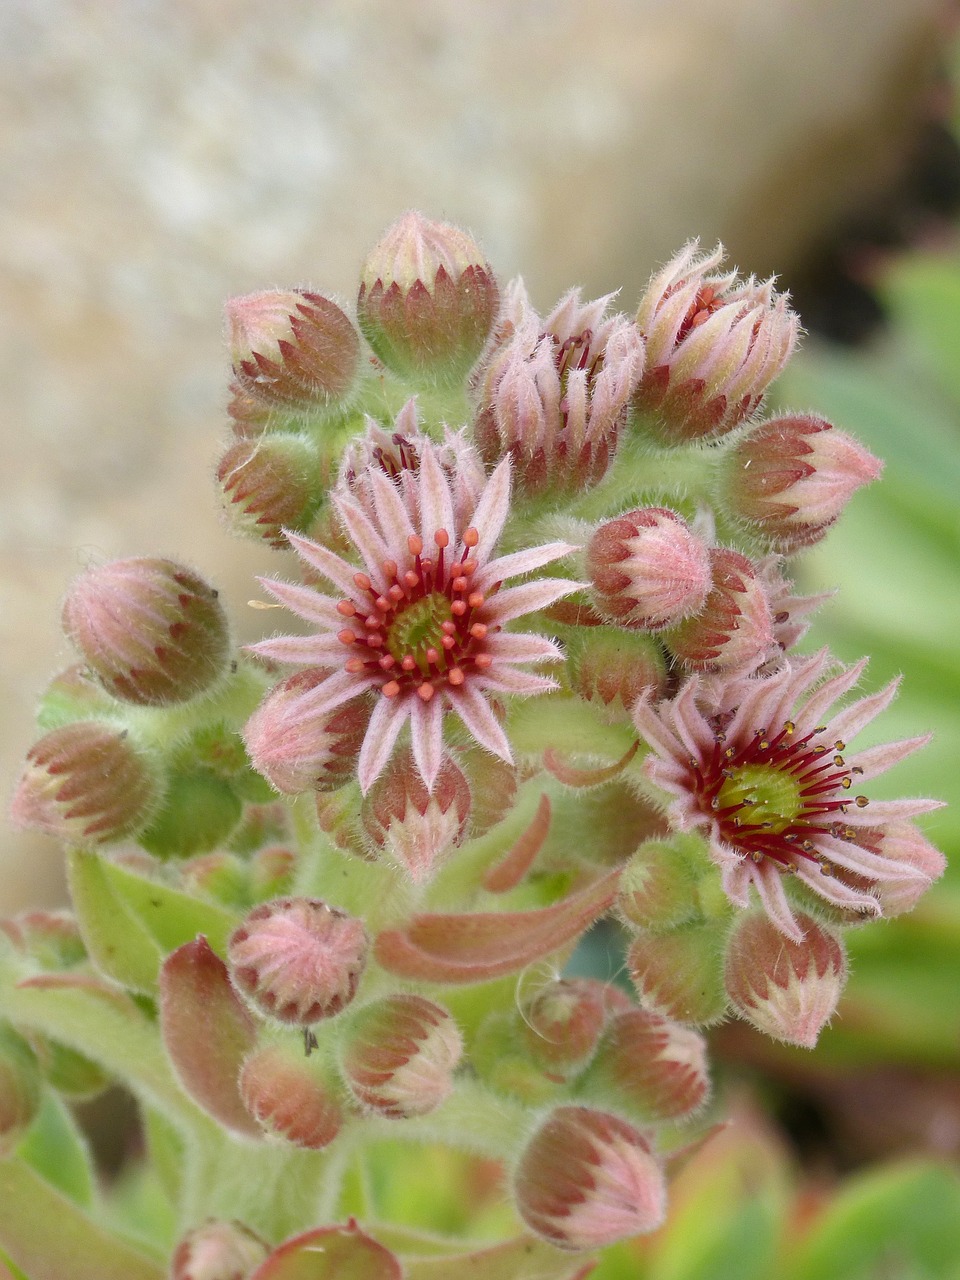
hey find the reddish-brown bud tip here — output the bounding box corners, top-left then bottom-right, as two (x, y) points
(171, 1219), (268, 1280)
(519, 978), (616, 1076)
(341, 994), (462, 1118)
(666, 547), (774, 673)
(239, 1045), (343, 1149)
(361, 746), (471, 882)
(62, 557), (230, 706)
(228, 897), (368, 1025)
(10, 721), (160, 845)
(514, 1105), (667, 1249)
(567, 625), (669, 715)
(217, 434), (324, 548)
(584, 1009), (710, 1123)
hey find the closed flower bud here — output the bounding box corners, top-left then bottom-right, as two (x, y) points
(666, 548), (774, 673)
(635, 242), (799, 443)
(228, 897), (368, 1025)
(217, 434), (326, 548)
(581, 1009), (710, 1123)
(340, 994), (462, 1118)
(519, 978), (621, 1077)
(10, 721), (159, 845)
(357, 212), (499, 383)
(36, 663), (113, 731)
(627, 922), (729, 1025)
(459, 748), (519, 837)
(249, 846), (298, 901)
(588, 507), (712, 630)
(617, 837), (701, 932)
(244, 670), (370, 796)
(724, 911), (846, 1048)
(0, 1024), (42, 1156)
(514, 1105), (666, 1249)
(226, 289), (360, 413)
(239, 1044), (342, 1149)
(171, 1219), (268, 1280)
(62, 557), (230, 706)
(718, 413), (882, 551)
(565, 625), (668, 718)
(0, 910), (85, 970)
(360, 746), (471, 883)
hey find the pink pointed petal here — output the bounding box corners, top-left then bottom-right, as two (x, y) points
(793, 863), (882, 918)
(795, 658), (869, 733)
(634, 695), (686, 761)
(484, 578), (582, 624)
(258, 579), (344, 627)
(814, 831), (928, 882)
(729, 651), (832, 742)
(749, 861), (804, 943)
(418, 443), (456, 543)
(336, 495), (392, 582)
(668, 680), (713, 758)
(842, 796), (945, 825)
(451, 684), (512, 760)
(357, 696), (409, 793)
(375, 868), (621, 982)
(846, 734), (931, 782)
(286, 533), (360, 597)
(487, 632), (564, 663)
(482, 795), (552, 892)
(248, 634), (343, 665)
(479, 670), (559, 697)
(476, 542), (579, 590)
(826, 678), (901, 743)
(369, 468), (417, 549)
(410, 691), (444, 791)
(719, 855), (753, 909)
(467, 456), (511, 561)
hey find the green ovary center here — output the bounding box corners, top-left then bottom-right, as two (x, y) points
(387, 593), (454, 664)
(716, 763), (803, 833)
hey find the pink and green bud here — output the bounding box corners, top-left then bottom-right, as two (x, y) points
(628, 921), (729, 1025)
(719, 413), (882, 551)
(519, 978), (626, 1077)
(357, 212), (499, 383)
(340, 993), (463, 1118)
(10, 721), (159, 845)
(634, 242), (799, 442)
(566, 626), (668, 715)
(226, 289), (360, 413)
(471, 1012), (558, 1104)
(138, 768), (243, 859)
(514, 1105), (667, 1249)
(724, 911), (847, 1048)
(581, 1009), (710, 1124)
(587, 507), (712, 630)
(171, 1219), (268, 1280)
(239, 1044), (343, 1149)
(474, 285), (644, 495)
(666, 547), (774, 673)
(0, 1024), (42, 1156)
(180, 852), (250, 908)
(0, 910), (85, 970)
(360, 746), (471, 883)
(227, 897), (368, 1025)
(244, 670), (370, 796)
(62, 557), (230, 706)
(217, 434), (326, 549)
(35, 663), (113, 730)
(617, 836), (702, 932)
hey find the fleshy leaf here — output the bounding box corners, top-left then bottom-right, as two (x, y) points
(482, 795), (551, 893)
(67, 849), (162, 994)
(0, 1158), (165, 1280)
(16, 1090), (96, 1209)
(402, 1235), (596, 1280)
(375, 870), (620, 983)
(97, 852), (237, 959)
(159, 937), (260, 1137)
(250, 1220), (402, 1280)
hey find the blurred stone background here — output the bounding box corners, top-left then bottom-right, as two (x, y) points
(1, 0), (956, 911)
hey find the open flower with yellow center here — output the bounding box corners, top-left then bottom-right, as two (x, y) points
(249, 443), (578, 792)
(633, 649), (944, 941)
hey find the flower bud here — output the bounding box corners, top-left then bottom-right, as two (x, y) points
(634, 242), (799, 442)
(514, 1105), (666, 1249)
(581, 1009), (710, 1123)
(0, 910), (85, 970)
(519, 978), (625, 1077)
(62, 557), (230, 706)
(627, 922), (729, 1025)
(471, 1012), (558, 1105)
(360, 746), (471, 883)
(724, 911), (847, 1048)
(459, 748), (519, 837)
(10, 721), (159, 845)
(254, 1223), (402, 1279)
(587, 507), (712, 630)
(138, 769), (242, 860)
(239, 1044), (343, 1149)
(217, 433), (326, 548)
(340, 994), (462, 1118)
(180, 853), (249, 908)
(566, 626), (669, 715)
(244, 671), (370, 796)
(171, 1219), (268, 1280)
(666, 548), (774, 673)
(719, 413), (882, 551)
(226, 289), (360, 413)
(36, 663), (113, 731)
(357, 212), (499, 383)
(228, 898), (368, 1025)
(249, 846), (298, 902)
(0, 1024), (42, 1156)
(617, 836), (701, 932)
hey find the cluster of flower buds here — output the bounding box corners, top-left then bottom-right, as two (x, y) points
(3, 211), (945, 1279)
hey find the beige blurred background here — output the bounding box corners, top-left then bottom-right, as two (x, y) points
(1, 0), (953, 911)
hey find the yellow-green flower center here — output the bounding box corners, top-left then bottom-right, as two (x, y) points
(387, 593), (454, 666)
(716, 763), (803, 834)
